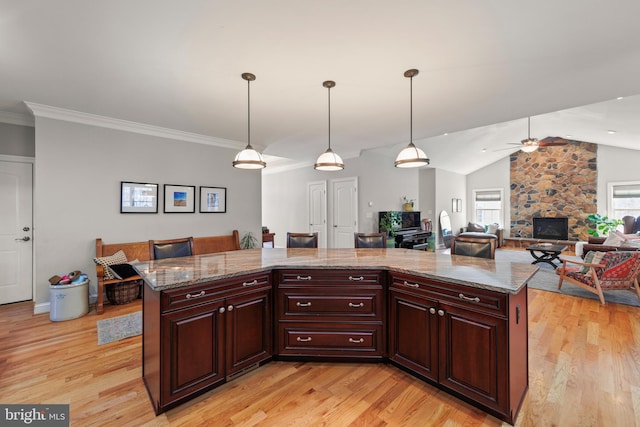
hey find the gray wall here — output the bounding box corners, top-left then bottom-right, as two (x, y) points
(0, 122), (35, 156)
(597, 144), (640, 214)
(262, 150), (419, 248)
(465, 156), (511, 235)
(33, 117), (261, 308)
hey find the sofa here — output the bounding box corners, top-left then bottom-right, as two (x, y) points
(459, 222), (504, 248)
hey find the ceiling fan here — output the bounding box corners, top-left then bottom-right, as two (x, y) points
(500, 117), (568, 152)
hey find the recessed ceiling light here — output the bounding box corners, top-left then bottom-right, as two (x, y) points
(565, 134), (573, 138)
(443, 133), (448, 136)
(616, 97), (624, 100)
(481, 148), (487, 153)
(607, 130), (616, 134)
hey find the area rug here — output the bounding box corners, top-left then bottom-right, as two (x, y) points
(495, 249), (640, 307)
(97, 311), (142, 345)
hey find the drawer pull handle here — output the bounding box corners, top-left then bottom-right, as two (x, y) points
(297, 275), (312, 281)
(348, 276), (364, 281)
(242, 279), (258, 287)
(458, 293), (481, 303)
(296, 336), (312, 342)
(348, 302), (364, 308)
(403, 280), (419, 288)
(186, 291), (205, 299)
(296, 302), (312, 307)
(349, 338), (364, 343)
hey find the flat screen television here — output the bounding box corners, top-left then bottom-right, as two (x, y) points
(533, 217), (568, 240)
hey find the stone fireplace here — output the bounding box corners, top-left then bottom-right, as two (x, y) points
(510, 140), (597, 241)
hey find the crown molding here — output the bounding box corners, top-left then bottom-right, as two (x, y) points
(0, 110), (34, 127)
(23, 102), (252, 150)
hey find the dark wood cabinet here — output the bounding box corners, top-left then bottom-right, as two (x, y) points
(276, 269), (386, 359)
(144, 272), (272, 414)
(388, 272), (527, 425)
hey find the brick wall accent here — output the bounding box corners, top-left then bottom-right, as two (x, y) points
(510, 140), (597, 241)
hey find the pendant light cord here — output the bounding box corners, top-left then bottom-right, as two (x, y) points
(327, 85), (331, 150)
(409, 74), (413, 145)
(247, 78), (251, 148)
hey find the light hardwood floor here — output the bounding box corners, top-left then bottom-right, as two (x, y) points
(1, 288), (639, 426)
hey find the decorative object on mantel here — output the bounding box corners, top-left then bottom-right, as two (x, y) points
(120, 181), (158, 214)
(586, 213), (622, 237)
(314, 80), (344, 171)
(394, 69), (430, 168)
(163, 184), (195, 213)
(233, 72), (266, 170)
(199, 186), (226, 213)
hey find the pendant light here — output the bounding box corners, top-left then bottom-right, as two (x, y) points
(394, 69), (430, 168)
(314, 80), (344, 171)
(233, 72), (266, 169)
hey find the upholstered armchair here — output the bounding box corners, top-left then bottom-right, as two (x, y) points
(557, 251), (640, 304)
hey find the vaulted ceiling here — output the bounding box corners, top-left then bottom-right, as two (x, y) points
(2, 1), (640, 175)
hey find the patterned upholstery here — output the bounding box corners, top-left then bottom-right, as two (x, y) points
(557, 251), (640, 304)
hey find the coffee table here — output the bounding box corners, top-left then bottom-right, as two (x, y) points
(525, 244), (567, 269)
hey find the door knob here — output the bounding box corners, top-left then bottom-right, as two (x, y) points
(23, 226), (30, 232)
(15, 236), (30, 242)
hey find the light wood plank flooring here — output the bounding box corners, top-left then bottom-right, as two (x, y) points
(1, 288), (639, 426)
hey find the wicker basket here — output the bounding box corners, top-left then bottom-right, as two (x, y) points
(106, 281), (141, 305)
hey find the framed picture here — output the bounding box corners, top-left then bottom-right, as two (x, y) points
(120, 181), (158, 213)
(199, 186), (227, 213)
(164, 184), (196, 213)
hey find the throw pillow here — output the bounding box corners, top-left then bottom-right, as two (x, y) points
(94, 250), (128, 280)
(486, 223), (499, 234)
(467, 222), (485, 233)
(579, 251), (605, 274)
(107, 263), (139, 280)
(603, 231), (625, 247)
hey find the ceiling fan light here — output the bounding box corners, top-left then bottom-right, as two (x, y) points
(395, 143), (430, 168)
(520, 139), (539, 153)
(314, 148), (344, 171)
(233, 144), (267, 169)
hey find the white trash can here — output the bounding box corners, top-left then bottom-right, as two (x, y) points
(49, 279), (89, 321)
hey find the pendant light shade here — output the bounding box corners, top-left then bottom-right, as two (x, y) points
(395, 69), (430, 168)
(314, 80), (344, 171)
(233, 72), (266, 170)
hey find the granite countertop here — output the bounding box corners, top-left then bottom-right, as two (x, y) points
(134, 248), (539, 295)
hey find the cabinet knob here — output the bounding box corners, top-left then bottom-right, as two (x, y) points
(437, 309), (445, 317)
(219, 307), (225, 314)
(429, 307), (436, 315)
(227, 305), (234, 311)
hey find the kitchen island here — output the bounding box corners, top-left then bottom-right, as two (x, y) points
(138, 248), (537, 424)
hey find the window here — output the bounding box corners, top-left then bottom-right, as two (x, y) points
(473, 189), (503, 226)
(609, 182), (640, 219)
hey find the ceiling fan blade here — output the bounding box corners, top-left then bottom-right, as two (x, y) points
(538, 141), (568, 146)
(538, 136), (568, 146)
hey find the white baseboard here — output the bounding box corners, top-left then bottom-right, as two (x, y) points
(34, 302), (50, 314)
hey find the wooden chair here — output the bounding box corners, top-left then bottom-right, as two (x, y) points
(286, 232), (318, 248)
(354, 232), (385, 248)
(451, 235), (496, 259)
(557, 251), (640, 304)
(149, 237), (194, 260)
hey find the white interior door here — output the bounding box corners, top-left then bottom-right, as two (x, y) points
(332, 177), (358, 248)
(308, 181), (327, 248)
(0, 160), (33, 304)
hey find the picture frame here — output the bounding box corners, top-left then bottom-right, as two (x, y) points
(199, 186), (227, 213)
(452, 198), (462, 213)
(120, 181), (158, 213)
(163, 184), (196, 213)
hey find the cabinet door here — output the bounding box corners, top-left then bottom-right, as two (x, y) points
(388, 288), (438, 382)
(161, 299), (225, 406)
(438, 302), (507, 412)
(226, 287), (272, 376)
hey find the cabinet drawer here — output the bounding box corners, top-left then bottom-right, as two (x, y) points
(390, 272), (507, 316)
(161, 273), (271, 312)
(278, 270), (383, 286)
(278, 288), (382, 321)
(278, 324), (383, 357)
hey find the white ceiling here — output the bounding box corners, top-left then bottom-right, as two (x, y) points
(2, 1), (640, 175)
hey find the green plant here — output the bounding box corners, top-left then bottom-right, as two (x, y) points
(240, 231), (259, 249)
(586, 213), (622, 237)
(380, 211), (402, 237)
